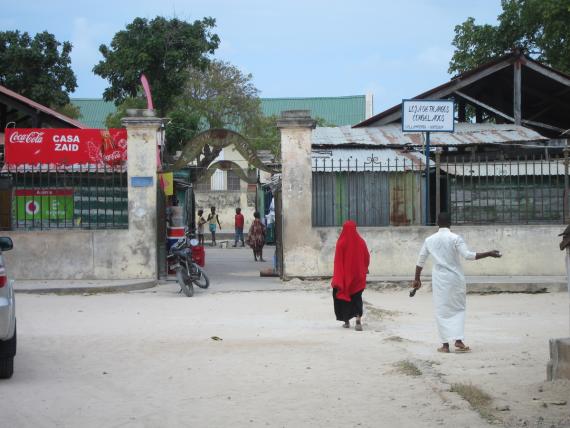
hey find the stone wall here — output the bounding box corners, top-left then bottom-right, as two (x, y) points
(194, 190), (256, 232)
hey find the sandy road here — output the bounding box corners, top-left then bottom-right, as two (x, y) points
(0, 281), (568, 428)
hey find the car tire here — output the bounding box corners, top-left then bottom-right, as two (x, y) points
(0, 324), (16, 379)
(0, 356), (14, 379)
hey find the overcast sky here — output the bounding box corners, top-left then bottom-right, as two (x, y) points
(3, 0), (502, 113)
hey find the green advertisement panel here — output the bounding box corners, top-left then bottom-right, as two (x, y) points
(15, 189), (74, 220)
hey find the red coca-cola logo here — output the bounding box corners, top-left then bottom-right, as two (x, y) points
(9, 131), (44, 144)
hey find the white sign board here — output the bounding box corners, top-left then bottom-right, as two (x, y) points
(402, 99), (454, 132)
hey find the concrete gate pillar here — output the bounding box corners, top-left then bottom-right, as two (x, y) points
(547, 234), (570, 380)
(277, 110), (316, 278)
(120, 110), (162, 280)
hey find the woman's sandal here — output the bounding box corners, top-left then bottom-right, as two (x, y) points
(343, 322), (350, 328)
(355, 321), (363, 331)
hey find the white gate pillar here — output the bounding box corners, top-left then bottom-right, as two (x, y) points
(277, 110), (316, 278)
(120, 110), (161, 279)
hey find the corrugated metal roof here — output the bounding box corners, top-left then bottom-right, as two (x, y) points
(0, 84), (86, 128)
(441, 160), (565, 176)
(312, 148), (425, 171)
(71, 95), (367, 130)
(261, 96), (366, 126)
(72, 98), (117, 128)
(312, 123), (547, 147)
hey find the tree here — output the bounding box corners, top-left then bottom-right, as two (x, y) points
(180, 59), (262, 129)
(54, 103), (81, 119)
(449, 0), (570, 75)
(93, 16), (220, 113)
(0, 30), (77, 108)
(167, 60), (267, 174)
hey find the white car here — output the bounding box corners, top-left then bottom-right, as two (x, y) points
(0, 237), (15, 379)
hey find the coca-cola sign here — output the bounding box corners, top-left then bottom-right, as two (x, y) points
(4, 128), (127, 167)
(8, 131), (45, 144)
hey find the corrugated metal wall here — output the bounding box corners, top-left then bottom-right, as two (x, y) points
(313, 172), (422, 226)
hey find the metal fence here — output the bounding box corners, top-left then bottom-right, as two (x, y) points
(312, 154), (567, 227)
(443, 156), (566, 225)
(0, 165), (128, 230)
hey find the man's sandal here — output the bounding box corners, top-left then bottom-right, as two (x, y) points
(454, 345), (471, 353)
(437, 346), (450, 353)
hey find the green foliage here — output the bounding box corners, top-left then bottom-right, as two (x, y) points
(0, 30), (77, 107)
(449, 0), (570, 75)
(243, 114), (281, 156)
(164, 107), (201, 152)
(179, 59), (262, 130)
(93, 16), (220, 113)
(167, 59), (267, 155)
(54, 103), (81, 119)
(104, 97), (148, 128)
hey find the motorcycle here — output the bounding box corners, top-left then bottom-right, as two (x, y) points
(168, 232), (209, 297)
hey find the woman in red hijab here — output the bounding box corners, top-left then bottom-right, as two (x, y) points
(331, 220), (370, 331)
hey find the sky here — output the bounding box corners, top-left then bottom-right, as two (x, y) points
(2, 0), (503, 114)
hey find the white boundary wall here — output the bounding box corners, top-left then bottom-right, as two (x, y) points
(2, 111), (161, 281)
(277, 111), (565, 278)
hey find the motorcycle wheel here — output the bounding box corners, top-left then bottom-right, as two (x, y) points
(176, 268), (194, 297)
(192, 264), (210, 289)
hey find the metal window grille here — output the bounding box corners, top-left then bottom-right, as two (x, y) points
(0, 165), (128, 230)
(227, 170), (241, 192)
(194, 176), (211, 192)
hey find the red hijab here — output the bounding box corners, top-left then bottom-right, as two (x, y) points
(331, 220), (370, 301)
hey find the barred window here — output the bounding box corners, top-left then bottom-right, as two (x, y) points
(227, 170), (241, 192)
(194, 176), (211, 192)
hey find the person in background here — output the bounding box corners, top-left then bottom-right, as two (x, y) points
(207, 206), (221, 246)
(413, 212), (502, 353)
(233, 208), (245, 247)
(197, 209), (206, 246)
(331, 220), (370, 331)
(247, 211), (266, 261)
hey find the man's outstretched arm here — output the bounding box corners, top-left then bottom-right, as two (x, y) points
(475, 250), (502, 260)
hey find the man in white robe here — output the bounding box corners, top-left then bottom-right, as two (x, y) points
(413, 212), (501, 353)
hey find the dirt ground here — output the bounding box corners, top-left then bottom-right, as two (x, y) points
(0, 280), (568, 428)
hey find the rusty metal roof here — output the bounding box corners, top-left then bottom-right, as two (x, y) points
(312, 148), (425, 171)
(312, 123), (547, 147)
(441, 160), (565, 177)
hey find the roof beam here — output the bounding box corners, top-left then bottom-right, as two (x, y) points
(0, 93), (38, 118)
(525, 61), (570, 87)
(454, 90), (565, 133)
(514, 61), (522, 125)
(372, 60), (513, 126)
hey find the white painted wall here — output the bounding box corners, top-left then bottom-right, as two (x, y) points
(2, 111), (161, 280)
(278, 110), (565, 279)
(281, 225), (565, 278)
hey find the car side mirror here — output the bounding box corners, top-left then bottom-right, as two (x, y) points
(0, 237), (13, 251)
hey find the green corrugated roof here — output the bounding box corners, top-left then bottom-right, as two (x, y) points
(261, 96), (366, 126)
(71, 98), (117, 128)
(71, 95), (366, 129)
